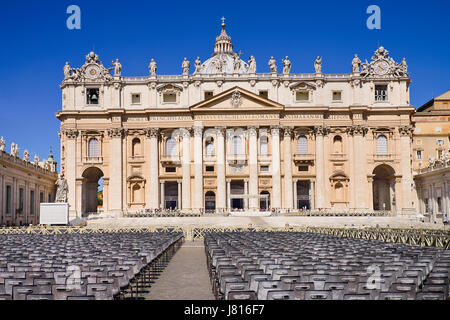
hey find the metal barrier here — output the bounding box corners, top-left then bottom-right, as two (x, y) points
(0, 225), (449, 249)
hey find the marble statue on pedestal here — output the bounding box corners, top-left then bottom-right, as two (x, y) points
(112, 59), (122, 77)
(149, 59), (157, 76)
(314, 56), (322, 73)
(55, 174), (69, 203)
(33, 155), (39, 166)
(233, 54), (241, 73)
(283, 56), (291, 74)
(182, 58), (190, 75)
(11, 143), (19, 157)
(268, 56), (277, 73)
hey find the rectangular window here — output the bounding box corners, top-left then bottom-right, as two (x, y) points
(260, 165), (269, 172)
(40, 192), (44, 203)
(204, 91), (213, 100)
(165, 167), (176, 173)
(131, 93), (141, 104)
(436, 139), (444, 146)
(48, 194), (51, 203)
(19, 188), (24, 212)
(375, 85), (388, 101)
(332, 91), (342, 101)
(205, 166), (215, 172)
(296, 91), (309, 101)
(163, 93), (177, 103)
(298, 166), (308, 172)
(437, 197), (442, 213)
(6, 185), (12, 214)
(437, 149), (443, 159)
(425, 198), (429, 212)
(30, 191), (35, 215)
(86, 88), (99, 105)
(416, 150), (422, 160)
(259, 91), (268, 99)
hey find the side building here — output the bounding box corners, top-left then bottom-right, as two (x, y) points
(57, 21), (416, 220)
(412, 90), (450, 222)
(0, 138), (58, 226)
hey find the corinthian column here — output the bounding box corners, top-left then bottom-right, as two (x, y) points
(146, 127), (159, 209)
(348, 125), (368, 210)
(271, 126), (281, 209)
(181, 128), (191, 210)
(108, 127), (124, 216)
(399, 125), (415, 215)
(216, 127), (226, 211)
(248, 126), (259, 210)
(64, 129), (78, 220)
(283, 127), (293, 209)
(193, 126), (204, 211)
(314, 125), (327, 209)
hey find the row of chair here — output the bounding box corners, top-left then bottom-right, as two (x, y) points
(0, 232), (183, 300)
(204, 232), (450, 300)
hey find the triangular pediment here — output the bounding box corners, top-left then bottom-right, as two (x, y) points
(190, 86), (284, 112)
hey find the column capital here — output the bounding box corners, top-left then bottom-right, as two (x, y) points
(64, 129), (79, 139)
(346, 125), (367, 136)
(226, 179), (232, 183)
(282, 126), (294, 138)
(270, 125), (281, 136)
(215, 126), (226, 136)
(398, 125), (414, 137)
(313, 125), (330, 136)
(181, 127), (192, 138)
(193, 126), (203, 137)
(107, 127), (125, 138)
(145, 127), (159, 138)
(247, 126), (258, 137)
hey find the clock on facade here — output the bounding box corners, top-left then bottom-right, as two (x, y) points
(373, 60), (389, 75)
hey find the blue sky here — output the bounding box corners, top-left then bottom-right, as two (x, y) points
(0, 0), (449, 169)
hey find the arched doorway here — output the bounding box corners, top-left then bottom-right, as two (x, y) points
(372, 165), (395, 211)
(82, 167), (104, 215)
(205, 191), (216, 212)
(259, 191), (270, 211)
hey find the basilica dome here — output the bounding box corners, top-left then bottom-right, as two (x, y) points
(197, 19), (249, 75)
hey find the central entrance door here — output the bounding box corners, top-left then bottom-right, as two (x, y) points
(230, 180), (245, 210)
(297, 181), (311, 210)
(164, 181), (178, 209)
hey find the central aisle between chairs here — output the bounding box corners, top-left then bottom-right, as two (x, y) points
(145, 241), (215, 300)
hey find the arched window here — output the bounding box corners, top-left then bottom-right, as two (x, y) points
(260, 136), (268, 155)
(297, 136), (307, 154)
(132, 138), (141, 157)
(333, 135), (343, 154)
(377, 135), (388, 155)
(232, 136), (242, 155)
(205, 138), (214, 156)
(88, 138), (99, 158)
(166, 137), (176, 156)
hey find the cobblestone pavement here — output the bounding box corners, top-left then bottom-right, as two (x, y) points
(87, 216), (448, 229)
(145, 241), (215, 300)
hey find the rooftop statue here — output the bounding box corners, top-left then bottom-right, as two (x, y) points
(182, 58), (190, 75)
(11, 142), (19, 158)
(112, 59), (122, 77)
(268, 56), (277, 73)
(282, 56), (291, 75)
(23, 149), (30, 162)
(314, 56), (322, 73)
(33, 154), (40, 166)
(352, 54), (361, 73)
(63, 62), (71, 80)
(149, 58), (157, 76)
(248, 56), (256, 74)
(0, 136), (5, 152)
(233, 54), (241, 73)
(194, 57), (202, 74)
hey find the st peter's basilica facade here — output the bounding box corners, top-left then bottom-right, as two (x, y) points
(57, 21), (416, 220)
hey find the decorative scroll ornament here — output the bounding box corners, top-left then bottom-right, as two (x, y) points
(231, 90), (242, 107)
(346, 125), (368, 136)
(398, 125), (414, 137)
(360, 46), (408, 79)
(64, 129), (79, 139)
(314, 125), (330, 136)
(145, 127), (159, 138)
(107, 127), (124, 138)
